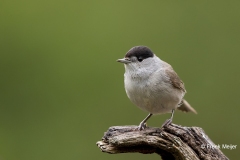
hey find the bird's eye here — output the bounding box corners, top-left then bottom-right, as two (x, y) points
(138, 56), (143, 62)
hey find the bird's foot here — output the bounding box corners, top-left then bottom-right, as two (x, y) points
(159, 118), (172, 136)
(161, 118), (172, 129)
(135, 122), (147, 131)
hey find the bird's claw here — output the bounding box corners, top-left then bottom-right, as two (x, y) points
(135, 122), (147, 131)
(161, 118), (172, 128)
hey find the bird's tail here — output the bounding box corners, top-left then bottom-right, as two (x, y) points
(177, 99), (197, 114)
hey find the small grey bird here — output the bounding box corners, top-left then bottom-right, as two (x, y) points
(117, 46), (197, 130)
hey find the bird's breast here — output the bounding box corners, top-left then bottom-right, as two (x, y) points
(124, 72), (183, 114)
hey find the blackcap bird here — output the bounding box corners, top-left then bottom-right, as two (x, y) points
(117, 46), (197, 130)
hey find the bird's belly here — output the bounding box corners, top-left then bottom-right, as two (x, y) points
(125, 82), (182, 115)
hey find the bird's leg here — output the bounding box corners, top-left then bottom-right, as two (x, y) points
(136, 113), (153, 131)
(161, 109), (175, 128)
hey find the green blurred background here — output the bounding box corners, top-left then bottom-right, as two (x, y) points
(0, 1), (239, 159)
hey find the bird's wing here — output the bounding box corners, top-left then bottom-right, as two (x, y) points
(164, 67), (197, 114)
(165, 67), (186, 93)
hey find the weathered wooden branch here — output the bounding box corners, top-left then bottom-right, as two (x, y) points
(96, 124), (229, 160)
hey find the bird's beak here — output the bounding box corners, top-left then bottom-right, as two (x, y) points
(117, 58), (131, 64)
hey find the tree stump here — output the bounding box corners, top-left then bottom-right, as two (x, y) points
(96, 124), (229, 160)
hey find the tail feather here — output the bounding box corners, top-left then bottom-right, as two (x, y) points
(177, 99), (197, 114)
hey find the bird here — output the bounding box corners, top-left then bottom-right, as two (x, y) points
(117, 46), (197, 130)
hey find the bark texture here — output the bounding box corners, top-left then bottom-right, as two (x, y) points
(96, 124), (229, 160)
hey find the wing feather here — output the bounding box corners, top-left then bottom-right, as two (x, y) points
(165, 68), (186, 92)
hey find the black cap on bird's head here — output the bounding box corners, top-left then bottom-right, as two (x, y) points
(125, 46), (154, 59)
(117, 46), (154, 64)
